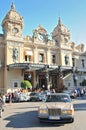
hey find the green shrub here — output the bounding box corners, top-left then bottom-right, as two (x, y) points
(21, 80), (32, 89)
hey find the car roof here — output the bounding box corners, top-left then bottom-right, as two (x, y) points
(47, 93), (70, 96)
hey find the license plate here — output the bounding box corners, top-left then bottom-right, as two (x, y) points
(49, 116), (60, 120)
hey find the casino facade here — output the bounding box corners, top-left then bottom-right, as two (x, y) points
(0, 3), (86, 93)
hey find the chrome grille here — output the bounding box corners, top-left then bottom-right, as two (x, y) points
(48, 108), (61, 116)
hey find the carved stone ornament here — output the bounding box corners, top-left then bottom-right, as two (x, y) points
(13, 48), (18, 59)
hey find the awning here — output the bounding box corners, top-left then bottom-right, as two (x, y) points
(7, 63), (55, 72)
(25, 51), (33, 55)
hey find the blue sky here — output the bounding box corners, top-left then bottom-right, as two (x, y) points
(0, 0), (86, 46)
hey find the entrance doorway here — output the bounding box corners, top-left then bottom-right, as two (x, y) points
(39, 73), (47, 90)
(24, 72), (33, 87)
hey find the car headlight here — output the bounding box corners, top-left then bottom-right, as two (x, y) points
(62, 109), (73, 115)
(38, 109), (48, 114)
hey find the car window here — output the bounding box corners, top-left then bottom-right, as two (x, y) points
(60, 95), (71, 102)
(46, 95), (71, 102)
(30, 93), (36, 96)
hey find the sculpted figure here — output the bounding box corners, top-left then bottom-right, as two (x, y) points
(13, 48), (18, 59)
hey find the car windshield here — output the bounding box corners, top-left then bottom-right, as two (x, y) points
(30, 92), (37, 96)
(46, 94), (71, 102)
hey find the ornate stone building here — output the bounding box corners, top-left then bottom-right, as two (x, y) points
(0, 3), (86, 93)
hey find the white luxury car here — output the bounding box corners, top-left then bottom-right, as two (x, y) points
(38, 93), (74, 124)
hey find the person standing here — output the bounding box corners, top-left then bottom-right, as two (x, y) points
(9, 93), (12, 103)
(80, 88), (84, 97)
(42, 84), (45, 91)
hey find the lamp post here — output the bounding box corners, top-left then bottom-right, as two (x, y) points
(45, 65), (49, 90)
(58, 65), (63, 92)
(28, 65), (32, 80)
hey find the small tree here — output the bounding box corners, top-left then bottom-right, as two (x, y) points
(21, 80), (32, 90)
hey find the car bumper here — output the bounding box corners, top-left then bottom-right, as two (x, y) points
(38, 116), (74, 123)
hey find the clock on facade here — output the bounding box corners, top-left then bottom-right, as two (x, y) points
(38, 33), (44, 41)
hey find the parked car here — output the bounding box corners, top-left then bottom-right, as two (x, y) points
(38, 92), (47, 101)
(5, 94), (14, 103)
(38, 93), (74, 124)
(5, 93), (15, 103)
(5, 95), (10, 103)
(29, 92), (41, 101)
(16, 93), (30, 102)
(62, 90), (75, 99)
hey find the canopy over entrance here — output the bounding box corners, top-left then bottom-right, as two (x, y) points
(7, 63), (59, 71)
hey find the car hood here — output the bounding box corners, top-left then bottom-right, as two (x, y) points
(40, 102), (72, 109)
